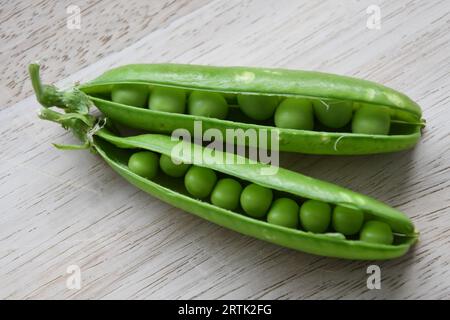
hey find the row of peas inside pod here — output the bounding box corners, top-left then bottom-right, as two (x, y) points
(110, 84), (392, 135)
(127, 150), (395, 245)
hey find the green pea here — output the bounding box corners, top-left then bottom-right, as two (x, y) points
(149, 87), (185, 113)
(184, 166), (217, 199)
(274, 98), (314, 130)
(332, 205), (364, 235)
(188, 91), (229, 119)
(159, 154), (191, 178)
(210, 178), (242, 210)
(352, 105), (391, 135)
(300, 200), (331, 233)
(360, 221), (393, 245)
(128, 151), (159, 179)
(313, 100), (353, 128)
(111, 84), (148, 107)
(267, 198), (299, 228)
(240, 183), (273, 218)
(237, 94), (279, 120)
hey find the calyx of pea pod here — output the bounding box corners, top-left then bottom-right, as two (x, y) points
(37, 106), (102, 150)
(29, 63), (93, 114)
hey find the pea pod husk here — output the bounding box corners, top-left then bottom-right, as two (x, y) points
(37, 108), (418, 260)
(97, 131), (418, 260)
(87, 64), (421, 114)
(30, 63), (424, 155)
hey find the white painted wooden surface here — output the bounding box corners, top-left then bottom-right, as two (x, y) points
(1, 0), (449, 299)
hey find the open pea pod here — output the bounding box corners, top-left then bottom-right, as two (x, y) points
(29, 63), (424, 155)
(37, 108), (418, 260)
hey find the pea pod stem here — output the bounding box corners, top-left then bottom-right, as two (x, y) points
(29, 63), (92, 114)
(38, 107), (96, 150)
(29, 63), (46, 105)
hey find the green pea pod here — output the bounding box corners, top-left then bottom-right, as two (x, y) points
(29, 63), (424, 155)
(37, 108), (418, 260)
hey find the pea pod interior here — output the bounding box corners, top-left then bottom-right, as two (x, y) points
(92, 129), (417, 260)
(80, 64), (424, 155)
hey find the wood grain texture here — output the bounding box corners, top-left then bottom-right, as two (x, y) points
(0, 0), (449, 299)
(0, 0), (209, 108)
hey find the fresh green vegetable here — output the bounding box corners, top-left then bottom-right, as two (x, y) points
(128, 151), (159, 179)
(313, 100), (353, 129)
(240, 183), (273, 218)
(210, 178), (242, 210)
(159, 154), (191, 178)
(360, 220), (394, 245)
(274, 98), (314, 130)
(188, 91), (229, 119)
(332, 205), (364, 236)
(267, 198), (299, 228)
(237, 94), (279, 120)
(33, 107), (419, 260)
(300, 200), (331, 233)
(184, 166), (217, 199)
(111, 84), (148, 108)
(352, 105), (391, 135)
(149, 87), (185, 113)
(29, 63), (424, 155)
